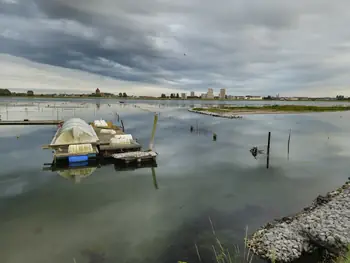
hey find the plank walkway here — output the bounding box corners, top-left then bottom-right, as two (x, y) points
(0, 120), (63, 125)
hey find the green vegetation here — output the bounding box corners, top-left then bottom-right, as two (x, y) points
(192, 104), (350, 113)
(336, 246), (350, 263)
(0, 89), (11, 96)
(177, 220), (254, 263)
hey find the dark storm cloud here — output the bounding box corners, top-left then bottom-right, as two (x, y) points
(1, 0), (350, 95)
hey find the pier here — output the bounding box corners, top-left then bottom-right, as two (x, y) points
(0, 119), (63, 125)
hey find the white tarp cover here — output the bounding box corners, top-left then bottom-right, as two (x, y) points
(100, 129), (116, 135)
(68, 144), (94, 154)
(110, 134), (133, 145)
(94, 119), (108, 127)
(51, 118), (99, 145)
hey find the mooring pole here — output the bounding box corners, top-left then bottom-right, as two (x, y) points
(287, 129), (291, 160)
(121, 119), (125, 132)
(267, 131), (271, 169)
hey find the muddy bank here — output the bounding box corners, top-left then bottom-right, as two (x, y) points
(247, 180), (350, 262)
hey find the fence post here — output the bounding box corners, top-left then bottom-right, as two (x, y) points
(267, 132), (271, 169)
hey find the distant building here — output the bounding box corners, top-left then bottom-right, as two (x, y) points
(190, 91), (195, 97)
(206, 88), (214, 99)
(181, 93), (187, 99)
(27, 90), (34, 96)
(201, 93), (207, 99)
(95, 88), (101, 95)
(219, 88), (226, 99)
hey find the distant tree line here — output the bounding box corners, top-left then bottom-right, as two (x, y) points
(160, 93), (181, 99)
(336, 95), (347, 100)
(0, 89), (11, 96)
(0, 88), (129, 98)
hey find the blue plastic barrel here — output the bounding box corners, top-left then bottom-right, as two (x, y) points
(68, 155), (88, 163)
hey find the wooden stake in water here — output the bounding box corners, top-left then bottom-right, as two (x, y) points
(267, 131), (271, 169)
(287, 129), (291, 160)
(148, 114), (158, 151)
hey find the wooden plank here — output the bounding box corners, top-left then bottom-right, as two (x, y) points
(0, 120), (64, 125)
(43, 141), (100, 148)
(99, 143), (141, 151)
(112, 151), (157, 160)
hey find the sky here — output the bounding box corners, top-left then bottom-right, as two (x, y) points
(1, 0), (350, 96)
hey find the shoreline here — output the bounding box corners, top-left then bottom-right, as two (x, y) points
(247, 180), (350, 262)
(189, 106), (350, 118)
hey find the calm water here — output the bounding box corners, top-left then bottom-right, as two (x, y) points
(0, 98), (350, 263)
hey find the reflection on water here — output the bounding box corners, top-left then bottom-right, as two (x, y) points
(0, 99), (350, 263)
(43, 159), (159, 188)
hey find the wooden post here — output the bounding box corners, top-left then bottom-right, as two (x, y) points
(121, 119), (125, 132)
(267, 131), (271, 169)
(196, 120), (199, 134)
(287, 129), (291, 160)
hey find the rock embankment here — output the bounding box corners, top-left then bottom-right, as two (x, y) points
(247, 180), (350, 262)
(188, 108), (243, 119)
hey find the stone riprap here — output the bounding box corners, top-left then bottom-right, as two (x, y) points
(188, 108), (243, 119)
(247, 181), (350, 262)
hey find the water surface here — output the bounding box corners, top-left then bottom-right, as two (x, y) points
(0, 99), (349, 263)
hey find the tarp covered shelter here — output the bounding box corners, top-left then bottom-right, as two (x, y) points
(50, 118), (99, 146)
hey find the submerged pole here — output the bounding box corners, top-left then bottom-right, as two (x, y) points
(287, 129), (291, 160)
(267, 131), (271, 169)
(148, 113), (159, 151)
(213, 133), (217, 141)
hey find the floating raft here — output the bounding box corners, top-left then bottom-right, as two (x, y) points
(112, 151), (158, 163)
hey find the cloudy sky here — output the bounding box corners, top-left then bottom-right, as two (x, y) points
(1, 0), (350, 96)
